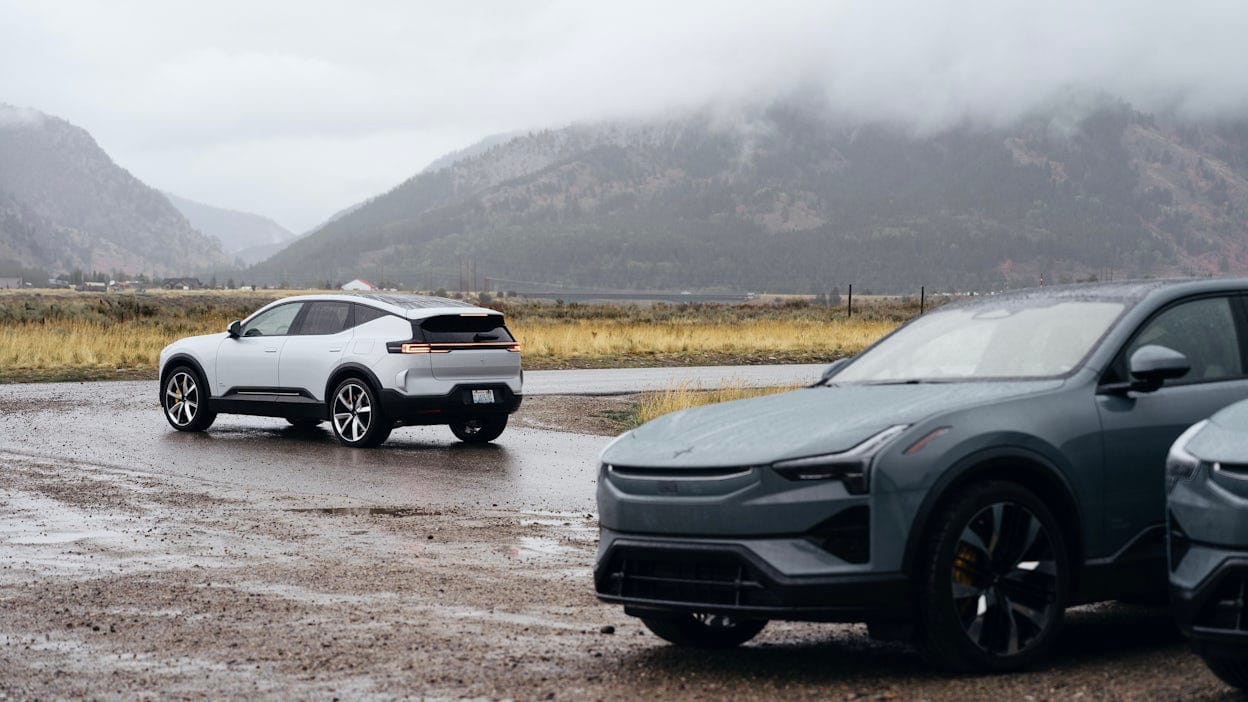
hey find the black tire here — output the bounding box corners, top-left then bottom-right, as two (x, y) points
(1203, 653), (1248, 690)
(917, 480), (1069, 673)
(641, 613), (767, 649)
(161, 365), (216, 432)
(286, 418), (323, 428)
(449, 415), (507, 443)
(328, 377), (391, 448)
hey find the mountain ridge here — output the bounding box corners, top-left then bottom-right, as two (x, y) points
(0, 104), (231, 277)
(250, 99), (1248, 292)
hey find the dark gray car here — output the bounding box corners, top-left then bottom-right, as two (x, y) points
(595, 279), (1248, 672)
(1168, 398), (1248, 690)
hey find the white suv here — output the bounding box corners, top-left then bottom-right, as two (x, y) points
(157, 294), (523, 447)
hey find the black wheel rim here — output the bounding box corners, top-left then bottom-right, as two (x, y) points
(949, 501), (1058, 656)
(164, 371), (198, 427)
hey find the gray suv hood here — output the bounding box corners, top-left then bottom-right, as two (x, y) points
(603, 381), (1061, 468)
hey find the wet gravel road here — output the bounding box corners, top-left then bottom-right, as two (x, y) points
(0, 377), (1240, 699)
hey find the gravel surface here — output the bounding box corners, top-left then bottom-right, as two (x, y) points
(0, 390), (1241, 700)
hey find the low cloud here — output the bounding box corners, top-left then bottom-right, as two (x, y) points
(1, 0), (1244, 229)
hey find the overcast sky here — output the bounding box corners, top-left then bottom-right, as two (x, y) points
(2, 0), (1246, 232)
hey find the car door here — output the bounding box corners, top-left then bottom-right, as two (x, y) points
(278, 300), (353, 401)
(214, 302), (305, 397)
(1096, 294), (1248, 552)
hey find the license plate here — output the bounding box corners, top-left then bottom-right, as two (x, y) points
(471, 389), (495, 404)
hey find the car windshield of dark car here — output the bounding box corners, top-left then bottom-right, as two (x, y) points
(834, 301), (1125, 382)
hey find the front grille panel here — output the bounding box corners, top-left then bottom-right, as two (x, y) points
(599, 548), (782, 608)
(1195, 573), (1248, 632)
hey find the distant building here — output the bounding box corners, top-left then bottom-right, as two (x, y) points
(0, 277), (21, 289)
(341, 278), (378, 291)
(161, 277), (203, 290)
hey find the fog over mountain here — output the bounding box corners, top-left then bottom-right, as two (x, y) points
(2, 1), (1246, 230)
(247, 95), (1248, 293)
(0, 104), (231, 277)
(163, 192), (296, 265)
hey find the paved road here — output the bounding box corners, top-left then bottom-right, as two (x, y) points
(0, 380), (605, 512)
(525, 363), (827, 395)
(0, 366), (820, 510)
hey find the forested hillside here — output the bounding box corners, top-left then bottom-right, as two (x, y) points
(0, 104), (231, 278)
(245, 99), (1248, 292)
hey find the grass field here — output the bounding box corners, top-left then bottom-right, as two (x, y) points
(0, 289), (917, 383)
(630, 380), (801, 427)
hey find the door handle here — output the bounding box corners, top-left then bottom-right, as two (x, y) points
(264, 347), (278, 353)
(328, 348), (342, 352)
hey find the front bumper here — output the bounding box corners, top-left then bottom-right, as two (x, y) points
(380, 384), (522, 425)
(1171, 543), (1248, 649)
(593, 530), (909, 622)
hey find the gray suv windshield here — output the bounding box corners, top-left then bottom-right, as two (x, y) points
(836, 300), (1125, 382)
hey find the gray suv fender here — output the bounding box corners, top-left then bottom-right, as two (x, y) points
(897, 441), (1085, 582)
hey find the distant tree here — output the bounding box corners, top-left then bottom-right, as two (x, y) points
(435, 287), (448, 297)
(209, 275), (217, 289)
(814, 292), (827, 306)
(226, 278), (235, 289)
(829, 286), (842, 305)
(478, 292), (493, 305)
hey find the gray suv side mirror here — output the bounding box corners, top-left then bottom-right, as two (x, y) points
(227, 320), (242, 338)
(1128, 344), (1191, 392)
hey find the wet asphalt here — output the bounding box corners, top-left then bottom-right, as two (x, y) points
(0, 380), (607, 512)
(0, 365), (825, 512)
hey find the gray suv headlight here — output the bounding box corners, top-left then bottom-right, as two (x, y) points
(1166, 419), (1208, 490)
(772, 424), (909, 494)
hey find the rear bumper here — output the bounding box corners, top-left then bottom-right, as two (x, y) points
(380, 384), (522, 425)
(593, 531), (910, 622)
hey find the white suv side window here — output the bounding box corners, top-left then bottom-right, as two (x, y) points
(242, 303), (302, 337)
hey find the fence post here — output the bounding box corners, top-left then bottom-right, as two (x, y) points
(847, 284), (853, 318)
(920, 286), (925, 314)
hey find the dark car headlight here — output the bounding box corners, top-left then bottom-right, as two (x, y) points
(772, 424), (909, 494)
(1166, 420), (1208, 491)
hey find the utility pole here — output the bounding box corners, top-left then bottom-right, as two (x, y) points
(847, 284), (853, 318)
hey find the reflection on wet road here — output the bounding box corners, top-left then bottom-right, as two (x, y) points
(0, 380), (608, 511)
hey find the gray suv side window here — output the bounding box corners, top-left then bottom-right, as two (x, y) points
(242, 303), (303, 337)
(1125, 296), (1244, 383)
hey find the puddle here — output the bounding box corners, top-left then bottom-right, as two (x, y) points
(288, 506), (442, 517)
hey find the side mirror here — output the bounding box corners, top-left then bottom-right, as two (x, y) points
(227, 320), (242, 338)
(1127, 345), (1190, 392)
(817, 358), (851, 384)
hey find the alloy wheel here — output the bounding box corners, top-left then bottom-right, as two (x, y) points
(164, 371), (199, 427)
(949, 501), (1059, 656)
(332, 382), (372, 443)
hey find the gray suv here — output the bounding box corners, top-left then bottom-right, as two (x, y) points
(1168, 399), (1248, 690)
(595, 279), (1248, 671)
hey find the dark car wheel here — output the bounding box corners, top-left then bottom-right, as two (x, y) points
(329, 377), (391, 448)
(641, 613), (767, 649)
(1203, 654), (1248, 690)
(917, 481), (1069, 672)
(449, 415), (507, 443)
(162, 365), (216, 432)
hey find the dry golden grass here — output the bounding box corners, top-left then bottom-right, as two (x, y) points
(0, 290), (907, 382)
(632, 379), (800, 427)
(518, 317), (893, 367)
